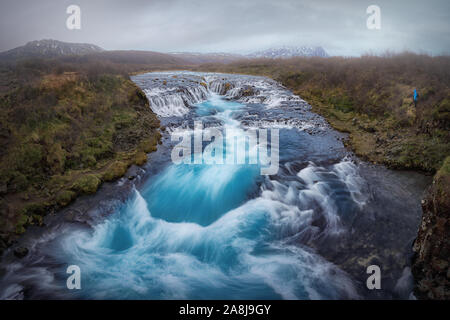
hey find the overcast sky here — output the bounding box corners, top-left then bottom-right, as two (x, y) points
(0, 0), (449, 56)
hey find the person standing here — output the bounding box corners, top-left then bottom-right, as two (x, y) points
(414, 89), (419, 108)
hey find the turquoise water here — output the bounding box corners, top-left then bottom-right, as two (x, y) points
(144, 96), (261, 226)
(52, 93), (357, 299)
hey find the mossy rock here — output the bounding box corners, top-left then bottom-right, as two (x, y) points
(102, 161), (128, 182)
(224, 83), (232, 92)
(72, 174), (101, 194)
(135, 151), (147, 166)
(56, 190), (77, 207)
(242, 88), (254, 96)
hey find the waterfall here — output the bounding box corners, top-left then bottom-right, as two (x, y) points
(144, 85), (208, 117)
(134, 71), (309, 118)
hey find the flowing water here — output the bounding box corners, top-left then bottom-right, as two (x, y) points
(0, 72), (431, 299)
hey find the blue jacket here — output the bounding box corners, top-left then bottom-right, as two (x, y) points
(414, 89), (418, 101)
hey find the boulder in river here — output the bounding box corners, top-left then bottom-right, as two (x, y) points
(13, 247), (29, 259)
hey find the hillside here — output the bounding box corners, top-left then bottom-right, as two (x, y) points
(0, 58), (161, 251)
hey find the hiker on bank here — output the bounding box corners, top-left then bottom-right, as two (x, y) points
(413, 89), (418, 108)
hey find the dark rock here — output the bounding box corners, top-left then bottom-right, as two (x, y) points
(13, 247), (29, 259)
(0, 237), (6, 256)
(412, 162), (450, 300)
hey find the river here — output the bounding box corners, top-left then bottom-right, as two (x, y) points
(0, 71), (431, 299)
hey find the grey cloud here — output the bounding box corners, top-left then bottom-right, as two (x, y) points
(0, 0), (449, 56)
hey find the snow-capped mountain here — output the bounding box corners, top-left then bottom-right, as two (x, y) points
(0, 39), (104, 61)
(248, 46), (328, 59)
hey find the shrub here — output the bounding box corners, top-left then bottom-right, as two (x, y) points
(102, 161), (128, 181)
(72, 174), (101, 194)
(55, 190), (77, 207)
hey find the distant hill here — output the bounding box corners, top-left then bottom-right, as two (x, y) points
(0, 40), (246, 66)
(169, 52), (246, 64)
(0, 40), (194, 71)
(0, 39), (104, 61)
(87, 50), (188, 66)
(247, 46), (328, 59)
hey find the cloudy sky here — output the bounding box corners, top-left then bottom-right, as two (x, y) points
(0, 0), (449, 56)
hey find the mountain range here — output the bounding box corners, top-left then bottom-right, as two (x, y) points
(0, 40), (329, 64)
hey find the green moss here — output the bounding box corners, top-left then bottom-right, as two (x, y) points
(72, 174), (101, 194)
